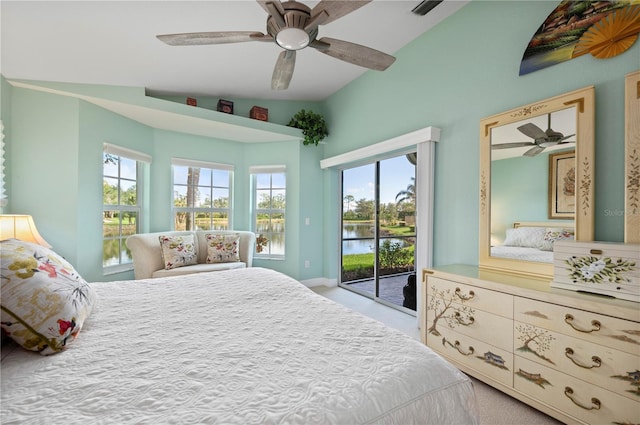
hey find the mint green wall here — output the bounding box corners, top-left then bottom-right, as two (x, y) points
(321, 1), (639, 270)
(8, 87), (81, 266)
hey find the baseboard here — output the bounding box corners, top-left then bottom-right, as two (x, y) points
(300, 277), (337, 288)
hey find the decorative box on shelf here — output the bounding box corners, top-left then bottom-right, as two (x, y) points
(217, 99), (234, 114)
(250, 106), (268, 121)
(186, 97), (197, 107)
(552, 240), (639, 302)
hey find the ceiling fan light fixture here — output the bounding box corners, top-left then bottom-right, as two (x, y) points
(276, 28), (310, 50)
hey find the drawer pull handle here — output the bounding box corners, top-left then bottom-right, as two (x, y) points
(589, 249), (603, 255)
(454, 340), (474, 356)
(564, 314), (601, 333)
(564, 387), (601, 411)
(565, 348), (602, 369)
(454, 311), (475, 326)
(454, 287), (475, 301)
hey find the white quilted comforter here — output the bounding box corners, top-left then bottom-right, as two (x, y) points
(1, 267), (478, 424)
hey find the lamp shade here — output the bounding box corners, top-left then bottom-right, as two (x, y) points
(0, 214), (51, 248)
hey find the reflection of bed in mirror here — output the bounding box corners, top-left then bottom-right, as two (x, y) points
(490, 221), (574, 263)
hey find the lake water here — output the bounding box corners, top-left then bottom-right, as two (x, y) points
(342, 223), (411, 255)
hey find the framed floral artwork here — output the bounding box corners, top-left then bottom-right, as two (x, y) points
(548, 150), (576, 219)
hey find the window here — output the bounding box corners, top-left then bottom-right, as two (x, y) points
(172, 158), (233, 231)
(250, 166), (286, 258)
(103, 143), (150, 272)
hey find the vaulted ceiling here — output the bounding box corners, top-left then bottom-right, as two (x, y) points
(1, 1), (468, 101)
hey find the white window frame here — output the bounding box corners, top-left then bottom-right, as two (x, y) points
(250, 165), (286, 260)
(172, 158), (234, 231)
(102, 143), (150, 274)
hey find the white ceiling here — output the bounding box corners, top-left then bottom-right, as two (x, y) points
(0, 0), (468, 102)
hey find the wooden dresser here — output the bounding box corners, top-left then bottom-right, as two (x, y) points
(421, 265), (640, 425)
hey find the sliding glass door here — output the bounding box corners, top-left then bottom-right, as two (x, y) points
(340, 153), (417, 313)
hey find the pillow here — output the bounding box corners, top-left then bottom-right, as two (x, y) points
(0, 239), (97, 355)
(206, 233), (240, 263)
(159, 234), (198, 270)
(502, 227), (546, 248)
(539, 228), (574, 251)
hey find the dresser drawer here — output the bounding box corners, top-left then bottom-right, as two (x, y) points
(552, 241), (640, 302)
(514, 297), (640, 355)
(514, 320), (640, 400)
(428, 276), (513, 318)
(427, 321), (512, 387)
(427, 299), (512, 351)
(514, 356), (640, 425)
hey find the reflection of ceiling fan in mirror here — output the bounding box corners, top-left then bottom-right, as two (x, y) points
(492, 114), (575, 157)
(156, 0), (396, 90)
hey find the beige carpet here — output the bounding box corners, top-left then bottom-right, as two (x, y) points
(311, 285), (563, 425)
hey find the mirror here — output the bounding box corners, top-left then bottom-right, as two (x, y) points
(479, 87), (595, 281)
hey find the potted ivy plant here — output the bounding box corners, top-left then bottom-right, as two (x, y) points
(287, 109), (328, 146)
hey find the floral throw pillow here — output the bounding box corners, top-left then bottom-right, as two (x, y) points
(539, 228), (575, 251)
(0, 239), (97, 355)
(205, 233), (240, 263)
(159, 234), (198, 270)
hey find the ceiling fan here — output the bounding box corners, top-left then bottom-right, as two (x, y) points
(492, 114), (575, 157)
(156, 0), (396, 90)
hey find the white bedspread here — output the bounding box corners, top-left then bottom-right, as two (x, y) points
(1, 267), (478, 424)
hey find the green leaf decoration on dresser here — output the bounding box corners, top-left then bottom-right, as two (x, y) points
(287, 109), (328, 146)
(427, 285), (475, 337)
(564, 256), (637, 284)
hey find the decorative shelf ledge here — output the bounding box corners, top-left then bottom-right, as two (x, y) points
(7, 79), (302, 144)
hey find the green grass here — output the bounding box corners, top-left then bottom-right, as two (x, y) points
(342, 253), (374, 272)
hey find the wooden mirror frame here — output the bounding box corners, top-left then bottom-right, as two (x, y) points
(479, 86), (595, 281)
(625, 70), (639, 243)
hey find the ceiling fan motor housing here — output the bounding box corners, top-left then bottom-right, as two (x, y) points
(267, 1), (318, 49)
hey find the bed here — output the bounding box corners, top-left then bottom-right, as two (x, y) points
(1, 239), (478, 424)
(490, 221), (574, 263)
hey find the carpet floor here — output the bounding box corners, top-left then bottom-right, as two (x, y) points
(311, 285), (564, 425)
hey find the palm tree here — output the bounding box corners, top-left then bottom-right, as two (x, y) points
(343, 194), (355, 212)
(395, 177), (415, 204)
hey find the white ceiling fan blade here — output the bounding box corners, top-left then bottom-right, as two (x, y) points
(157, 32), (268, 46)
(311, 0), (371, 25)
(272, 50), (296, 90)
(314, 37), (396, 71)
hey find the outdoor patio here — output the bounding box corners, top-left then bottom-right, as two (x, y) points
(346, 273), (415, 310)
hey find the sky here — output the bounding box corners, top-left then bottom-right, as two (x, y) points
(342, 155), (415, 209)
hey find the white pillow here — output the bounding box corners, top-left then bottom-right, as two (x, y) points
(503, 227), (546, 248)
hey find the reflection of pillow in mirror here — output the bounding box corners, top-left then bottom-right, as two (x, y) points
(539, 228), (574, 251)
(503, 227), (546, 248)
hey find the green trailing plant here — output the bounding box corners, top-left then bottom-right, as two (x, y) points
(287, 109), (328, 146)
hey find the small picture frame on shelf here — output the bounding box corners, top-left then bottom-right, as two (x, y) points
(217, 99), (234, 114)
